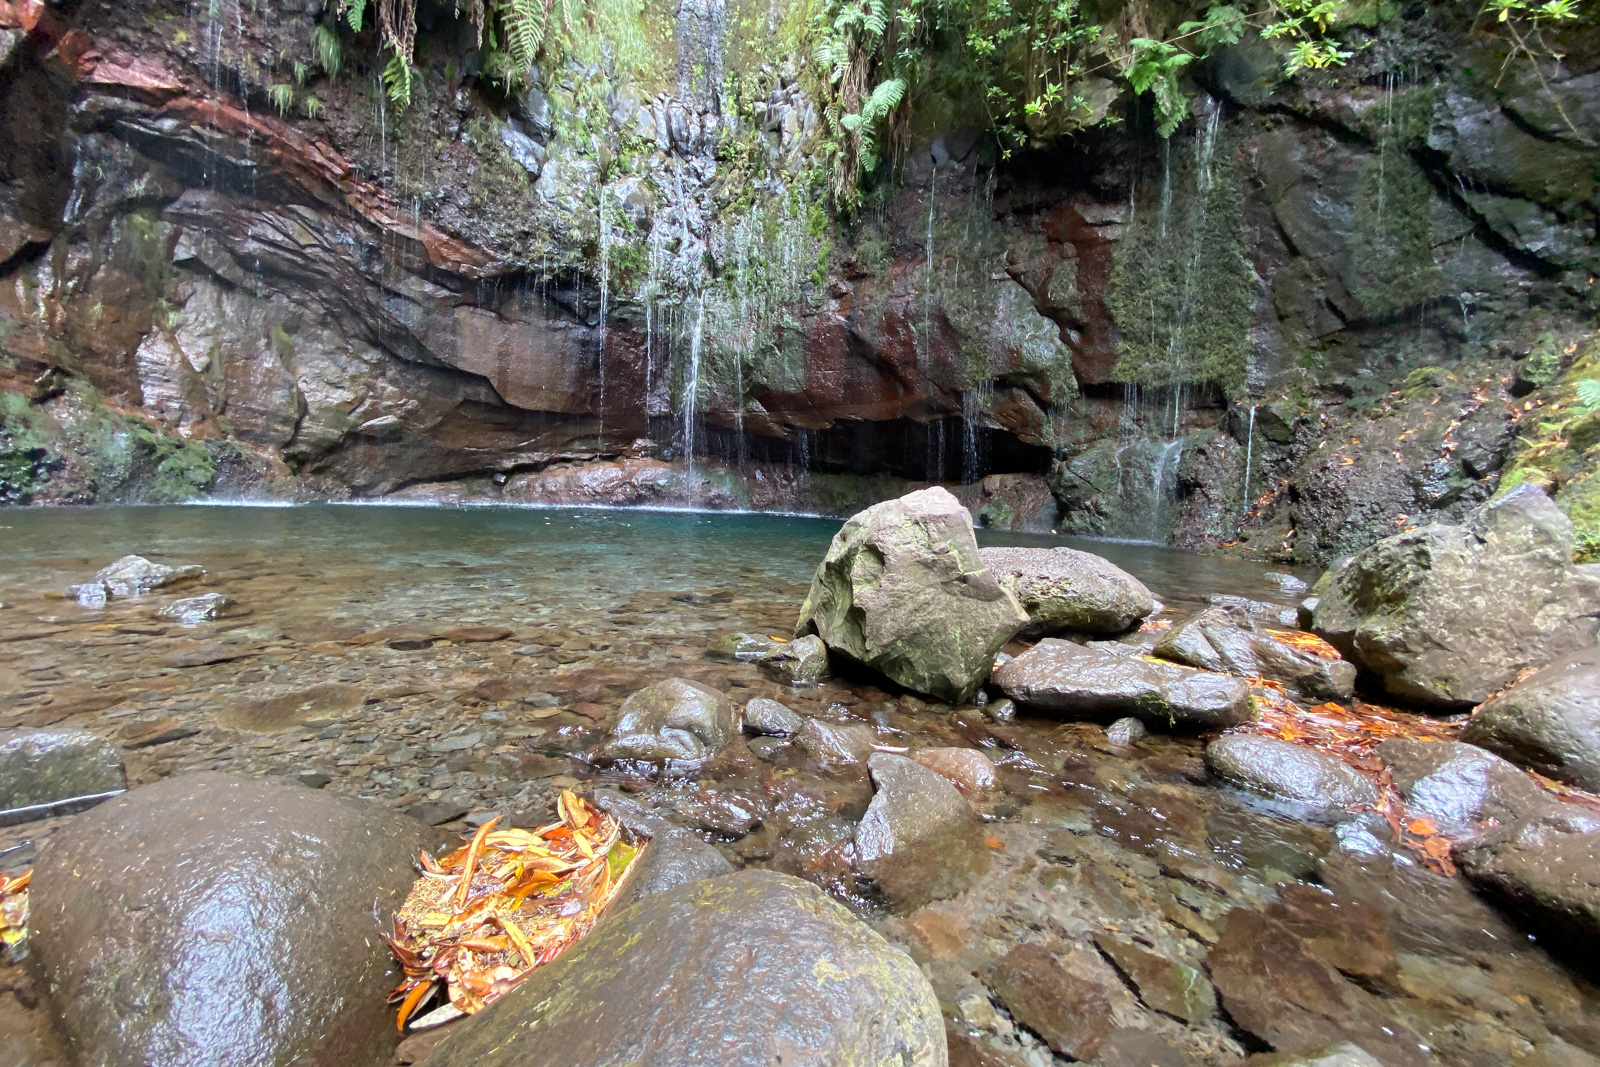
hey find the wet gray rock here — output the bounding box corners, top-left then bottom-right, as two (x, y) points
(1377, 739), (1553, 837)
(1106, 716), (1147, 746)
(592, 789), (736, 913)
(599, 678), (737, 764)
(1312, 485), (1600, 707)
(418, 871), (945, 1067)
(756, 633), (830, 684)
(855, 753), (988, 909)
(978, 545), (1154, 636)
(987, 944), (1114, 1061)
(1207, 735), (1379, 811)
(1463, 646), (1600, 792)
(748, 736), (788, 761)
(1155, 605), (1357, 702)
(706, 631), (780, 660)
(1093, 932), (1215, 1023)
(743, 696), (804, 736)
(1263, 571), (1310, 595)
(77, 554), (205, 600)
(1210, 594), (1299, 627)
(910, 746), (996, 795)
(30, 772), (438, 1067)
(0, 728), (125, 815)
(1454, 805), (1600, 957)
(994, 638), (1252, 727)
(797, 487), (1027, 703)
(794, 718), (878, 765)
(157, 592), (237, 626)
(1246, 1042), (1386, 1066)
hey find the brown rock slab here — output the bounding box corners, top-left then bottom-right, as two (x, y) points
(1093, 933), (1215, 1023)
(987, 944), (1114, 1060)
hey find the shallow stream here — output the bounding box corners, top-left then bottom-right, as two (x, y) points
(2, 505), (1596, 1067)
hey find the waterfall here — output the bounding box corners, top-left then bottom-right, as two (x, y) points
(1149, 438), (1184, 541)
(1164, 101), (1222, 428)
(597, 185), (610, 449)
(682, 292), (706, 473)
(923, 169), (936, 369)
(1242, 404), (1256, 516)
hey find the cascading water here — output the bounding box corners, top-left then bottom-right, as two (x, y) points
(597, 185), (610, 449)
(682, 293), (706, 474)
(1242, 404), (1256, 518)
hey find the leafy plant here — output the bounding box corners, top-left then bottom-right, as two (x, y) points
(1125, 38), (1195, 135)
(267, 82), (296, 116)
(1575, 378), (1600, 412)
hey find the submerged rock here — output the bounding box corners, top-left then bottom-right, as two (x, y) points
(1377, 739), (1553, 836)
(1454, 805), (1600, 957)
(742, 696), (804, 736)
(1311, 485), (1600, 707)
(1105, 716), (1147, 746)
(796, 487), (1027, 703)
(599, 678), (737, 764)
(0, 727), (125, 814)
(978, 545), (1154, 636)
(706, 631), (781, 660)
(794, 717), (878, 766)
(418, 871), (945, 1067)
(756, 633), (831, 684)
(29, 772), (437, 1067)
(856, 753), (988, 909)
(1093, 932), (1215, 1023)
(1246, 1044), (1386, 1067)
(987, 944), (1114, 1060)
(993, 638), (1252, 727)
(1462, 646), (1600, 792)
(1154, 604), (1356, 701)
(911, 746), (997, 795)
(1206, 735), (1379, 811)
(157, 592), (237, 625)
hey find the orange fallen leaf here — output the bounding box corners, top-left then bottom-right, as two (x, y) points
(984, 836), (1004, 850)
(1406, 817), (1439, 836)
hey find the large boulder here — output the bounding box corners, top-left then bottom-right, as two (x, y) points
(855, 753), (988, 909)
(417, 870), (946, 1067)
(0, 728), (125, 815)
(1207, 735), (1379, 812)
(68, 554), (204, 604)
(1462, 647), (1600, 792)
(1311, 485), (1600, 707)
(599, 678), (737, 764)
(978, 546), (1154, 636)
(1454, 805), (1600, 956)
(1154, 605), (1356, 702)
(796, 487), (1027, 703)
(1376, 739), (1553, 837)
(29, 772), (439, 1067)
(993, 638), (1252, 727)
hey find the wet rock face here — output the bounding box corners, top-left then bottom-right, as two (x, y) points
(0, 728), (125, 812)
(742, 696), (804, 736)
(1455, 805), (1600, 958)
(417, 870), (946, 1067)
(29, 772), (439, 1067)
(1377, 739), (1552, 836)
(756, 633), (831, 684)
(1154, 605), (1356, 702)
(911, 747), (996, 795)
(855, 752), (988, 909)
(994, 638), (1252, 727)
(978, 546), (1154, 636)
(1463, 647), (1600, 792)
(1312, 485), (1600, 707)
(797, 488), (1027, 703)
(599, 678), (737, 764)
(986, 944), (1114, 1060)
(1206, 735), (1379, 812)
(70, 555), (204, 602)
(795, 718), (878, 765)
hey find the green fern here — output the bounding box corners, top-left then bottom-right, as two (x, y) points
(340, 0), (368, 31)
(382, 53), (414, 107)
(311, 23), (342, 78)
(302, 94), (327, 120)
(498, 0), (550, 71)
(1575, 379), (1600, 412)
(267, 82), (295, 116)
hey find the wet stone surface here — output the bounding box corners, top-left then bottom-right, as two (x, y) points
(0, 505), (1597, 1067)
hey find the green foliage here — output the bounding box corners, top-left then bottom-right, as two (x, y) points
(1575, 378), (1600, 412)
(1106, 130), (1253, 393)
(312, 23), (343, 78)
(1126, 38), (1194, 136)
(1349, 129), (1441, 319)
(267, 82), (295, 116)
(0, 391), (50, 504)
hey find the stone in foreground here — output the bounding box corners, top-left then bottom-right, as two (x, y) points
(157, 592), (237, 625)
(987, 944), (1113, 1060)
(1311, 485), (1600, 707)
(756, 633), (831, 684)
(855, 752), (988, 909)
(30, 772), (437, 1067)
(1154, 604), (1356, 702)
(1207, 735), (1379, 811)
(993, 638), (1252, 727)
(1454, 804), (1600, 956)
(1246, 1042), (1386, 1066)
(979, 545), (1154, 636)
(0, 728), (125, 815)
(72, 554), (205, 601)
(797, 487), (1026, 703)
(418, 870), (946, 1067)
(599, 678), (737, 764)
(1462, 646), (1600, 792)
(742, 696), (804, 736)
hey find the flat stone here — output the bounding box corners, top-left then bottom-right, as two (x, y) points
(86, 554), (205, 598)
(910, 747), (996, 795)
(418, 871), (945, 1067)
(980, 545), (1155, 636)
(756, 634), (831, 684)
(157, 593), (237, 626)
(439, 626), (512, 643)
(987, 944), (1114, 1060)
(1154, 604), (1356, 702)
(743, 697), (804, 736)
(856, 753), (988, 909)
(794, 718), (878, 765)
(1094, 933), (1216, 1023)
(0, 728), (125, 815)
(1106, 716), (1147, 746)
(1207, 736), (1379, 811)
(1454, 804), (1600, 957)
(406, 800), (472, 826)
(994, 639), (1252, 727)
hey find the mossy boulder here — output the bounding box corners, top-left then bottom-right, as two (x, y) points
(796, 487), (1027, 703)
(1312, 485), (1600, 708)
(417, 870), (946, 1067)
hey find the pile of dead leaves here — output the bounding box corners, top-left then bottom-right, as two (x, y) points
(0, 869), (28, 962)
(1263, 628), (1341, 660)
(385, 790), (643, 1031)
